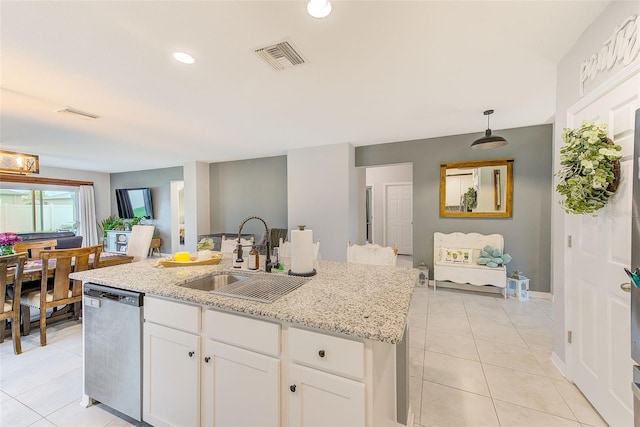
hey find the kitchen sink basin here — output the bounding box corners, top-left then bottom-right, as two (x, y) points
(178, 271), (309, 303)
(178, 274), (249, 291)
(211, 273), (309, 303)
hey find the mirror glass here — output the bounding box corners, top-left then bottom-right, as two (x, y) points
(439, 158), (513, 218)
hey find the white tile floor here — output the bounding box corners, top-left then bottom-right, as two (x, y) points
(409, 284), (609, 427)
(0, 283), (609, 427)
(0, 321), (139, 427)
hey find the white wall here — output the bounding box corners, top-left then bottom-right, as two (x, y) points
(38, 166), (111, 231)
(288, 143), (362, 262)
(365, 163), (412, 245)
(553, 0), (639, 365)
(183, 161), (210, 252)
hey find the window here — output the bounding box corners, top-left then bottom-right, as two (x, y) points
(0, 187), (78, 233)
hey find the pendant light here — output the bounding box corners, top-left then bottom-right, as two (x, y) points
(470, 109), (508, 149)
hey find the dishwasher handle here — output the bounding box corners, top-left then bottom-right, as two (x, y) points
(84, 283), (143, 307)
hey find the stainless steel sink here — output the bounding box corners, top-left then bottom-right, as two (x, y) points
(178, 271), (309, 303)
(211, 273), (309, 303)
(178, 274), (249, 291)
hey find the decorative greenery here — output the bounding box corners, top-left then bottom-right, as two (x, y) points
(197, 238), (215, 251)
(464, 187), (477, 210)
(127, 216), (145, 227)
(556, 120), (622, 215)
(98, 215), (124, 238)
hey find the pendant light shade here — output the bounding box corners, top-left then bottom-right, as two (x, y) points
(471, 109), (508, 149)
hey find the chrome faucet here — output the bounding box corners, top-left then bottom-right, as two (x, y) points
(236, 215), (274, 272)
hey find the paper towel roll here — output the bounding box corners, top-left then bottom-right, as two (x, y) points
(291, 228), (314, 274)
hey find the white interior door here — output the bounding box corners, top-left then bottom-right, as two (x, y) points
(385, 183), (412, 255)
(567, 73), (638, 427)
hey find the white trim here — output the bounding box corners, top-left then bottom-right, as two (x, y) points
(550, 351), (568, 379)
(563, 65), (640, 388)
(170, 180), (184, 253)
(382, 182), (412, 250)
(367, 184), (375, 244)
(529, 291), (552, 301)
(570, 58), (640, 114)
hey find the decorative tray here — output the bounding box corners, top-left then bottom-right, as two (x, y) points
(158, 252), (223, 267)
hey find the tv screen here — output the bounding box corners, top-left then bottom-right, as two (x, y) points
(116, 188), (154, 219)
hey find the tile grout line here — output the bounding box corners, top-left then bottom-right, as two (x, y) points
(461, 295), (503, 427)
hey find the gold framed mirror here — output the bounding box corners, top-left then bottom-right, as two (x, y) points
(440, 158), (514, 218)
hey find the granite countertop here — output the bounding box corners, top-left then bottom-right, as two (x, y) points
(71, 256), (417, 344)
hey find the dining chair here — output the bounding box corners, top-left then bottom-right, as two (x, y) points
(0, 252), (27, 354)
(278, 238), (321, 260)
(21, 245), (102, 346)
(126, 225), (155, 262)
(346, 241), (398, 266)
(14, 239), (58, 260)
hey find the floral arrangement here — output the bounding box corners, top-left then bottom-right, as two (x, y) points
(0, 232), (22, 247)
(556, 120), (622, 215)
(0, 232), (22, 255)
(197, 238), (215, 251)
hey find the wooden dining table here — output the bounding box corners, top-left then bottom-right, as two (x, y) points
(5, 252), (134, 285)
(2, 252), (134, 338)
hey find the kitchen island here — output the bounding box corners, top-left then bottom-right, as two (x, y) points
(71, 257), (417, 427)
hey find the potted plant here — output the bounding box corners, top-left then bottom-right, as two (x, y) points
(464, 187), (477, 211)
(98, 215), (124, 239)
(556, 120), (622, 215)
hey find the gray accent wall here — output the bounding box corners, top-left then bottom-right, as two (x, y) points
(356, 124), (552, 292)
(110, 167), (183, 254)
(209, 156), (288, 242)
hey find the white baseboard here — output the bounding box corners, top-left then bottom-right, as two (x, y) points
(529, 291), (553, 301)
(550, 352), (568, 379)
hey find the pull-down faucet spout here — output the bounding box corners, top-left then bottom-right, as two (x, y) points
(236, 215), (273, 272)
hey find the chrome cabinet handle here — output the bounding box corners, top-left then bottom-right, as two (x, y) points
(621, 283), (631, 293)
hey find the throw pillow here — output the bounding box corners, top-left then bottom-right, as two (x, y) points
(441, 247), (474, 264)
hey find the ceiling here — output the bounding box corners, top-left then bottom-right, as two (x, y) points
(1, 1), (609, 173)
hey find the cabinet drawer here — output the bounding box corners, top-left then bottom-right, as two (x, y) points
(144, 296), (200, 334)
(204, 309), (280, 357)
(288, 328), (364, 379)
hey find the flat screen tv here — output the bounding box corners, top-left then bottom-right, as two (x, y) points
(116, 188), (154, 219)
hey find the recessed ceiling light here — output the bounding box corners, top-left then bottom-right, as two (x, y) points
(307, 0), (331, 18)
(173, 52), (195, 64)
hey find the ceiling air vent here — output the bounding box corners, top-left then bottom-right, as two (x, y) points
(254, 40), (306, 71)
(56, 106), (99, 120)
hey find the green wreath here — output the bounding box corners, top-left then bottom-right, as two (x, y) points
(555, 121), (622, 215)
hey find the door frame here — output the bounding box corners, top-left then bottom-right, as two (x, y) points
(366, 185), (374, 244)
(563, 61), (640, 381)
(383, 181), (412, 252)
(170, 180), (184, 254)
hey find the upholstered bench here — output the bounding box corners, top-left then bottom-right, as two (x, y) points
(433, 232), (507, 297)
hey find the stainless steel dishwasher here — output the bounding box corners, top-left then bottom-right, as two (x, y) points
(83, 283), (143, 421)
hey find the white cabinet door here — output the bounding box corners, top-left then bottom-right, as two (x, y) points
(202, 339), (280, 426)
(288, 363), (365, 427)
(143, 322), (200, 427)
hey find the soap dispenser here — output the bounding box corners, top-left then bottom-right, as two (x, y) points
(249, 245), (259, 270)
